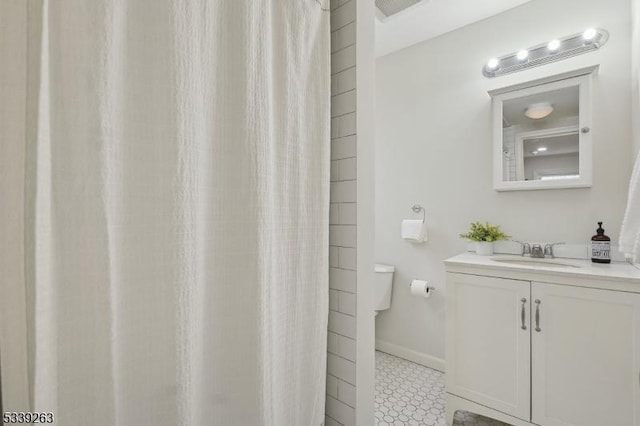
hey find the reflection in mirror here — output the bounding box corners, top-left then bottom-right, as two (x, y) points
(491, 68), (594, 191)
(522, 131), (579, 181)
(502, 85), (579, 182)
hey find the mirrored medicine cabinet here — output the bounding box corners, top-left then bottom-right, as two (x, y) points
(489, 66), (597, 191)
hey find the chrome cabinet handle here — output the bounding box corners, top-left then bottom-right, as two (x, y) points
(535, 299), (541, 332)
(520, 298), (527, 330)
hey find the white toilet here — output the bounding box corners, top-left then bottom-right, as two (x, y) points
(374, 263), (395, 316)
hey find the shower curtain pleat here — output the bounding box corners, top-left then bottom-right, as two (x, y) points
(0, 0), (30, 412)
(19, 1), (330, 425)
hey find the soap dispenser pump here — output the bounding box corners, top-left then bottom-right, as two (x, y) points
(591, 221), (611, 264)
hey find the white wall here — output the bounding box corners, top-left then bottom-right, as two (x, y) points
(354, 0), (376, 424)
(375, 0), (633, 362)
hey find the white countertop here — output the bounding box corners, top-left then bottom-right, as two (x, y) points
(444, 252), (640, 286)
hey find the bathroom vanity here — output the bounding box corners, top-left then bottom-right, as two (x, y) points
(444, 253), (640, 426)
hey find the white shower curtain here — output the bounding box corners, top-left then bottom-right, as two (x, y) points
(621, 0), (640, 264)
(8, 1), (330, 425)
(619, 152), (640, 263)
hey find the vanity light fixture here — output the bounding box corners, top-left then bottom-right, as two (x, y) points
(482, 28), (609, 78)
(537, 146), (548, 152)
(525, 102), (554, 119)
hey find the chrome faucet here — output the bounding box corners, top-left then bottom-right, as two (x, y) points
(513, 240), (531, 256)
(544, 242), (565, 258)
(530, 244), (545, 258)
(514, 240), (564, 258)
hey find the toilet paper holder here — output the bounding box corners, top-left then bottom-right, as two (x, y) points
(411, 204), (425, 223)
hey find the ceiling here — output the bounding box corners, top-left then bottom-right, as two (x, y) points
(375, 0), (535, 58)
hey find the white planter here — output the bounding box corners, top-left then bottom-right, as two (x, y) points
(475, 241), (494, 256)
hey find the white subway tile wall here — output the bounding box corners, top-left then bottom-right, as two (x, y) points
(329, 311), (356, 338)
(331, 135), (356, 160)
(331, 112), (357, 138)
(327, 0), (358, 424)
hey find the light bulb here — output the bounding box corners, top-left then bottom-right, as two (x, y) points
(516, 49), (529, 60)
(548, 39), (561, 51)
(487, 58), (499, 70)
(583, 28), (597, 41)
(537, 146), (548, 152)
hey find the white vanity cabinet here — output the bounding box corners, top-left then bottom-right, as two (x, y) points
(531, 282), (640, 426)
(444, 254), (640, 426)
(446, 274), (531, 420)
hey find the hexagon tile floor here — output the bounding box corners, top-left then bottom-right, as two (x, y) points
(375, 351), (511, 426)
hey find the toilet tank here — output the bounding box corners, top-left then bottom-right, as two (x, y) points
(374, 263), (395, 312)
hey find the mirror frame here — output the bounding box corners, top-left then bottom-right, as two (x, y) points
(490, 66), (597, 191)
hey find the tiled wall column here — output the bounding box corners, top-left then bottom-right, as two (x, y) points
(327, 0), (357, 425)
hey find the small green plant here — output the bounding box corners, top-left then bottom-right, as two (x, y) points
(459, 221), (510, 242)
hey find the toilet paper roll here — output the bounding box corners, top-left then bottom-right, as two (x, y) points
(401, 219), (427, 243)
(410, 279), (433, 299)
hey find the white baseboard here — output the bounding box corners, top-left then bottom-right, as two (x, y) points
(375, 339), (445, 373)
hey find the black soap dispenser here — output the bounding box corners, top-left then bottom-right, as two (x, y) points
(591, 222), (611, 264)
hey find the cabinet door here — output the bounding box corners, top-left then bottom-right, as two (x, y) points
(446, 273), (531, 421)
(532, 282), (640, 426)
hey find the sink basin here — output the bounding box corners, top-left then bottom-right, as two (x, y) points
(491, 256), (580, 268)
